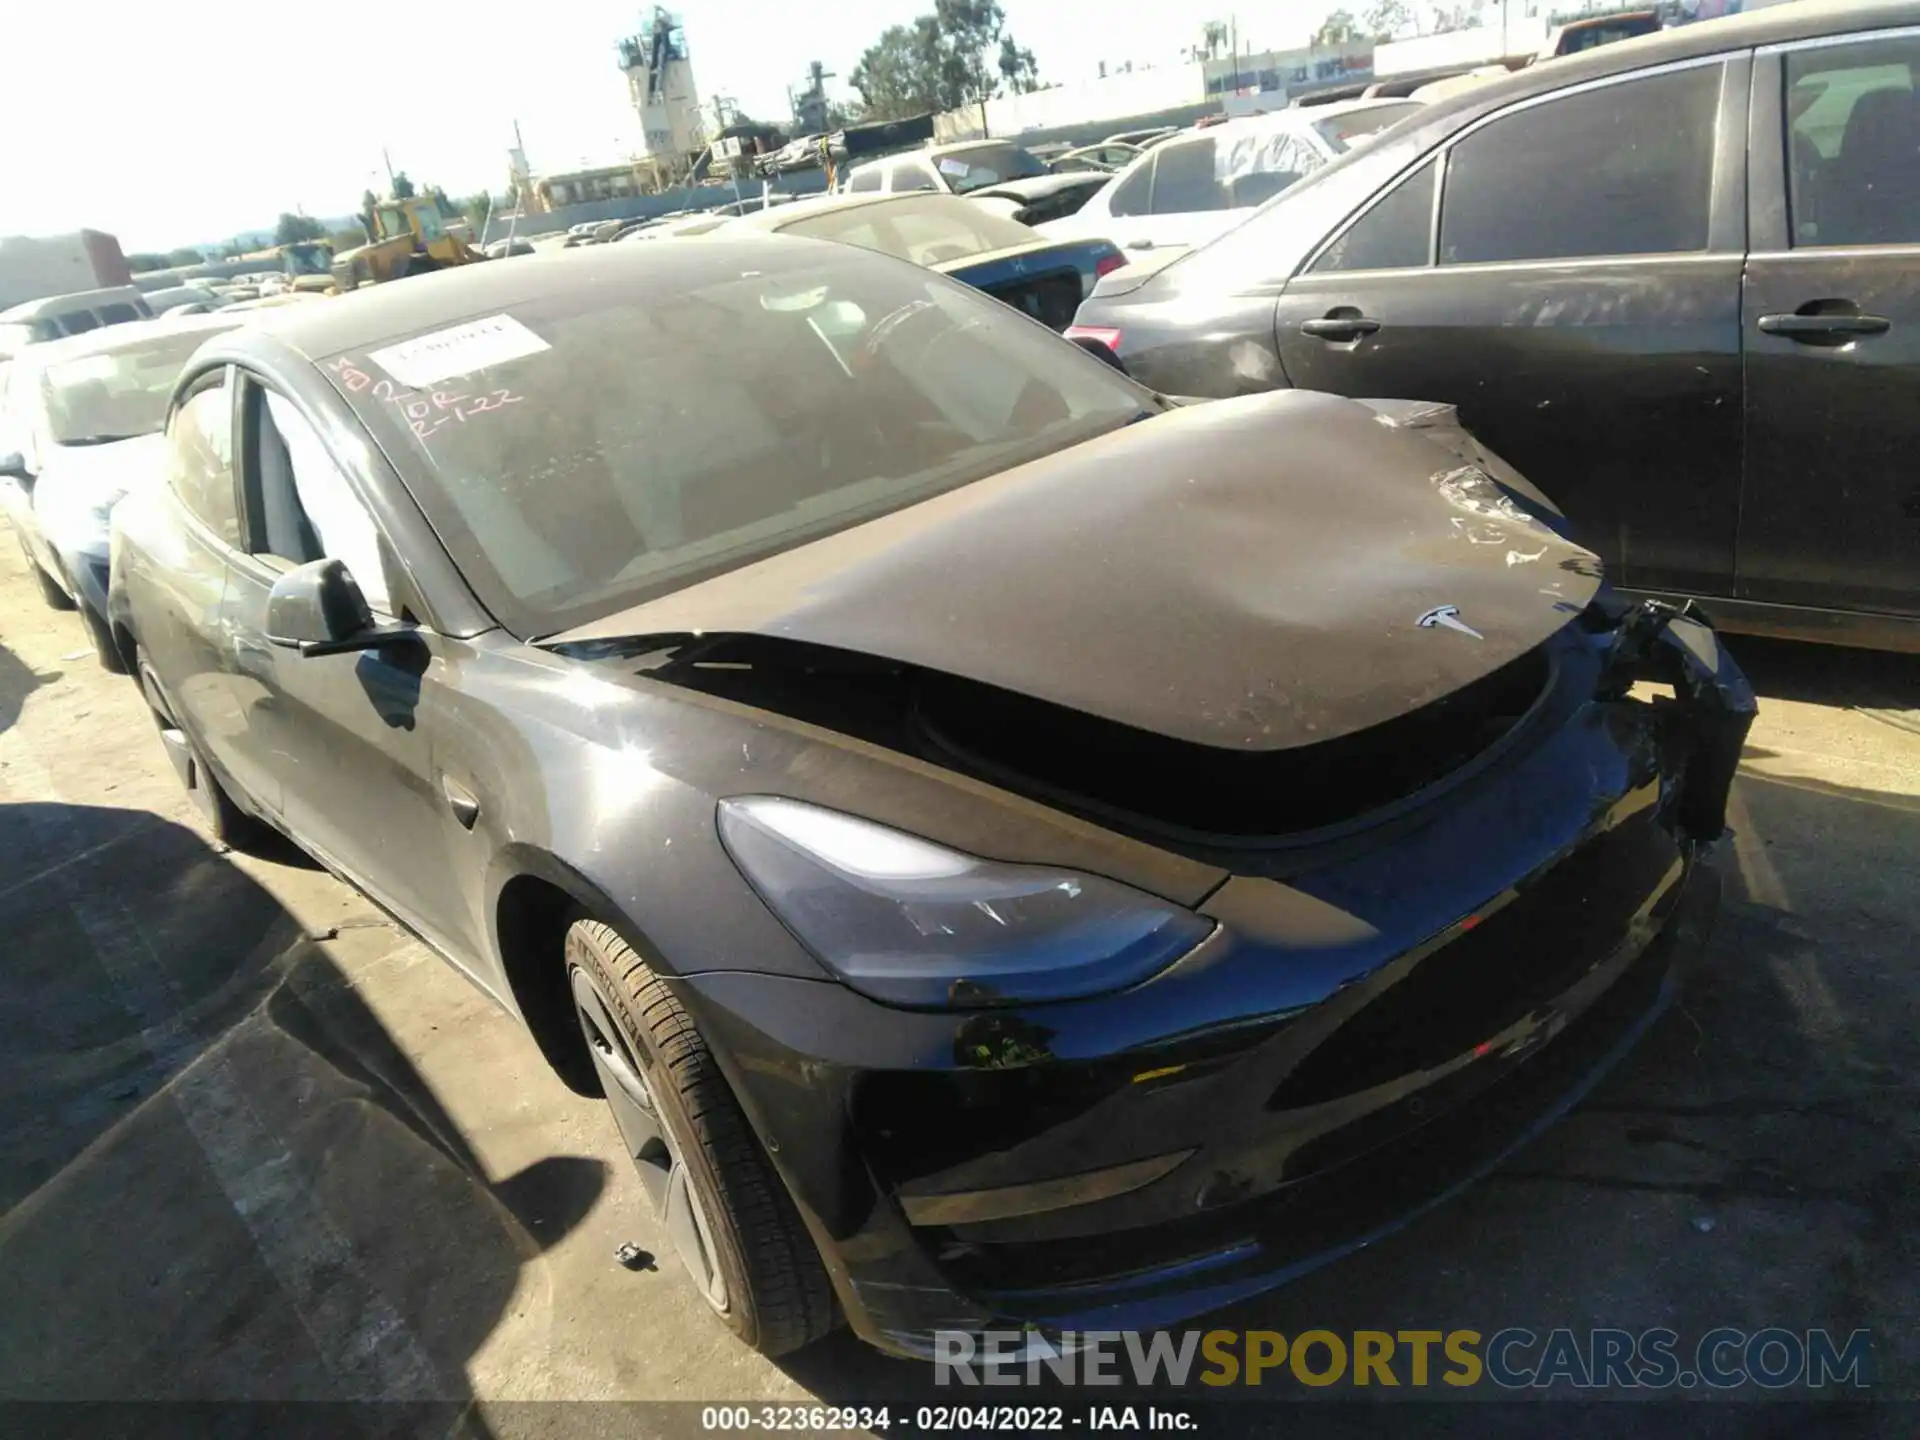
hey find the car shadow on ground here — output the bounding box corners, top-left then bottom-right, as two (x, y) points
(0, 802), (605, 1434)
(1726, 633), (1920, 715)
(0, 642), (55, 735)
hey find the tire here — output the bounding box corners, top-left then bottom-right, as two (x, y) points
(81, 602), (126, 674)
(566, 919), (837, 1356)
(25, 547), (75, 610)
(136, 646), (274, 852)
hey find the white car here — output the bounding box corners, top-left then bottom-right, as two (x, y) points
(1038, 99), (1423, 262)
(842, 139), (1051, 197)
(0, 313), (239, 667)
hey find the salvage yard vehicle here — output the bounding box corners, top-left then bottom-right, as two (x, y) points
(0, 286), (153, 361)
(110, 241), (1755, 1360)
(1068, 0), (1920, 651)
(331, 197), (485, 289)
(0, 313), (239, 668)
(1040, 99), (1422, 261)
(722, 192), (1127, 331)
(843, 137), (1052, 196)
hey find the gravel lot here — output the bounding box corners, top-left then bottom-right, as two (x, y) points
(0, 519), (1914, 1436)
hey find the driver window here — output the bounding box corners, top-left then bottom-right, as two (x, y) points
(242, 381), (392, 612)
(1106, 157), (1155, 218)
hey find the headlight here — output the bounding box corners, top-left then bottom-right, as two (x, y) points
(717, 797), (1212, 1010)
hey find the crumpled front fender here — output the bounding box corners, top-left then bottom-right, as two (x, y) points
(1598, 597), (1758, 845)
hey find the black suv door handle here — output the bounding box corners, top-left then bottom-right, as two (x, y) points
(1301, 315), (1381, 341)
(1757, 311), (1891, 340)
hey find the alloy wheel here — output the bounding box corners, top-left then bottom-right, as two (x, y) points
(570, 964), (729, 1313)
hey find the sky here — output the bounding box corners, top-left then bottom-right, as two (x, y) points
(1, 0), (1349, 251)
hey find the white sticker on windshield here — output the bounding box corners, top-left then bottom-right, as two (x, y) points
(366, 314), (550, 388)
(937, 156), (970, 177)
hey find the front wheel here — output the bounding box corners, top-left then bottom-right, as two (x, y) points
(80, 602), (126, 673)
(565, 919), (837, 1356)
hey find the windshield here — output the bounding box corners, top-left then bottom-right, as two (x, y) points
(284, 243), (330, 274)
(1557, 16), (1658, 54)
(935, 143), (1049, 193)
(1313, 102), (1422, 153)
(779, 197), (1036, 263)
(40, 329), (228, 444)
(324, 245), (1150, 637)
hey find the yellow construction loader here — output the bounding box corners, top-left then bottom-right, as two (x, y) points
(331, 197), (485, 290)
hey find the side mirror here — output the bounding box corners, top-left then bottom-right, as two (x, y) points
(0, 452), (29, 482)
(267, 557), (412, 658)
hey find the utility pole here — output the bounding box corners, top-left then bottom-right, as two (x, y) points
(382, 146), (397, 193)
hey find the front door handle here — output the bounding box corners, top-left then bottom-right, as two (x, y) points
(1757, 309), (1891, 342)
(1301, 315), (1381, 341)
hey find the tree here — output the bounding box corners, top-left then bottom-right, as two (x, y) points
(1201, 19), (1228, 57)
(166, 246), (205, 267)
(997, 34), (1039, 95)
(1312, 8), (1361, 46)
(849, 18), (945, 119)
(1363, 0), (1415, 40)
(390, 171), (417, 199)
(1430, 3), (1481, 31)
(849, 0), (1040, 118)
(462, 191), (495, 221)
(360, 189), (380, 235)
(935, 0), (1006, 109)
(274, 212), (327, 245)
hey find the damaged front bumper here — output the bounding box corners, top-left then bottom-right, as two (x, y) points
(676, 599), (1756, 1358)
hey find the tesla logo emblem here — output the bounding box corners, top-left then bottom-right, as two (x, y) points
(1417, 604), (1484, 639)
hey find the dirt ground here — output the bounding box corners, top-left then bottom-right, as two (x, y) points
(0, 522), (1914, 1438)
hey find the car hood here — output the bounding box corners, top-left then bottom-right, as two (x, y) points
(35, 433), (166, 508)
(550, 391), (1600, 752)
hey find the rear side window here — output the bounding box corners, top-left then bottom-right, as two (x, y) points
(847, 167), (884, 193)
(1786, 36), (1920, 247)
(891, 162), (940, 193)
(1148, 138), (1228, 214)
(100, 304), (140, 325)
(1440, 64), (1721, 264)
(59, 311), (100, 337)
(1312, 160), (1437, 273)
(1106, 158), (1155, 218)
(166, 376), (240, 546)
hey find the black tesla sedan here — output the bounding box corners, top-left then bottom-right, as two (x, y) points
(109, 240), (1754, 1359)
(1069, 0), (1920, 653)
